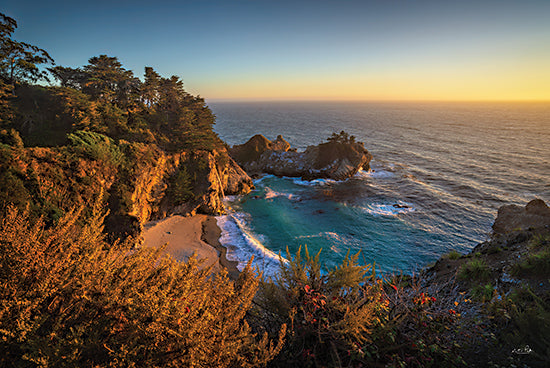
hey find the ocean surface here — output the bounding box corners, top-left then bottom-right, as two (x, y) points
(209, 101), (550, 276)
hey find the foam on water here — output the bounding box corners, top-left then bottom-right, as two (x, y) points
(361, 202), (416, 217)
(216, 213), (286, 276)
(289, 177), (336, 186)
(264, 187), (299, 201)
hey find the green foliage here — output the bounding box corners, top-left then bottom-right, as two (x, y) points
(528, 233), (550, 250)
(445, 250), (461, 260)
(67, 130), (123, 167)
(326, 130), (356, 144)
(471, 284), (494, 302)
(511, 248), (550, 277)
(261, 246), (384, 367)
(0, 204), (285, 367)
(0, 79), (14, 122)
(488, 287), (550, 365)
(261, 247), (467, 367)
(168, 166), (195, 204)
(0, 167), (30, 212)
(458, 258), (491, 282)
(0, 12), (54, 85)
(0, 128), (23, 147)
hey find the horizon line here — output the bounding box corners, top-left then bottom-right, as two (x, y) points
(206, 98), (550, 104)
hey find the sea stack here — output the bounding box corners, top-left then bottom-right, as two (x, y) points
(229, 132), (373, 181)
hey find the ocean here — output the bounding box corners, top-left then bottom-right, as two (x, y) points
(209, 101), (550, 276)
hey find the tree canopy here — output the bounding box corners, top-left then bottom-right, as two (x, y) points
(0, 13), (53, 85)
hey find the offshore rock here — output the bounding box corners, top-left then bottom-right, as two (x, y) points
(230, 134), (372, 181)
(230, 134), (290, 164)
(492, 198), (550, 235)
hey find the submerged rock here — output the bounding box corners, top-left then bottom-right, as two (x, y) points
(230, 134), (372, 181)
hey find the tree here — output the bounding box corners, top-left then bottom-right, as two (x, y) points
(327, 130), (355, 144)
(0, 13), (54, 85)
(141, 66), (161, 108)
(47, 65), (86, 89)
(0, 79), (13, 122)
(81, 55), (140, 107)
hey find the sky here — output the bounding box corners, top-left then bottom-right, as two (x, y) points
(3, 0), (550, 101)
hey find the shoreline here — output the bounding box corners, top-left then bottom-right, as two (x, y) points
(142, 214), (240, 280)
(202, 216), (241, 280)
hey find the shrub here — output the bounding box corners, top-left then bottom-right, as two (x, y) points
(528, 233), (550, 250)
(471, 284), (494, 302)
(260, 247), (466, 367)
(489, 287), (550, 366)
(67, 130), (123, 167)
(0, 204), (285, 367)
(0, 128), (24, 148)
(261, 247), (386, 367)
(511, 248), (550, 277)
(458, 258), (491, 282)
(445, 250), (461, 260)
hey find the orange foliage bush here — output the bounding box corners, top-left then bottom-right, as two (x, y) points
(0, 204), (285, 367)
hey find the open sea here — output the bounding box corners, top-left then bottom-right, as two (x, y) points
(209, 101), (550, 276)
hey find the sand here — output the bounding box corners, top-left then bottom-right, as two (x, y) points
(142, 214), (240, 279)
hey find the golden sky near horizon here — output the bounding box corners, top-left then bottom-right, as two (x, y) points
(198, 54), (550, 101)
(7, 0), (550, 102)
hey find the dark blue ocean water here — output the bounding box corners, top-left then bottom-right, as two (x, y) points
(209, 101), (550, 275)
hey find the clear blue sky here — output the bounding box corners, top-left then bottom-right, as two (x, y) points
(3, 0), (550, 100)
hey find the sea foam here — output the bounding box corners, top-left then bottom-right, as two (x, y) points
(362, 203), (415, 217)
(216, 213), (286, 276)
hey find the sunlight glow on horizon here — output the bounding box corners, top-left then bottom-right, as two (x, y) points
(5, 0), (550, 102)
(194, 65), (550, 102)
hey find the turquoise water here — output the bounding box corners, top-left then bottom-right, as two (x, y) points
(210, 101), (550, 275)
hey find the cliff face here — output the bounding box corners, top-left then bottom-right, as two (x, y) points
(0, 142), (252, 240)
(230, 134), (372, 180)
(125, 147), (252, 222)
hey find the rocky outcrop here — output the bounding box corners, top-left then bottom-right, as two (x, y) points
(106, 146), (253, 239)
(154, 149), (253, 218)
(222, 154), (254, 195)
(230, 134), (372, 181)
(230, 134), (291, 164)
(492, 198), (550, 235)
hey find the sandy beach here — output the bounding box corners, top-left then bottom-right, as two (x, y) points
(142, 215), (240, 279)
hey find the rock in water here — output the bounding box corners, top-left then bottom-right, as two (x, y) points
(230, 134), (372, 181)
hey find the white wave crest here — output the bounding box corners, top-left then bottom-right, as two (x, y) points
(216, 213), (287, 276)
(264, 187), (300, 201)
(362, 202), (415, 217)
(360, 169), (395, 178)
(289, 177), (336, 186)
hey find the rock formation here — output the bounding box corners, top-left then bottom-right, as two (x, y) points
(230, 134), (372, 181)
(492, 198), (550, 235)
(105, 146), (253, 239)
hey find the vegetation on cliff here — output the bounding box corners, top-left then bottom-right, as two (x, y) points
(0, 12), (251, 233)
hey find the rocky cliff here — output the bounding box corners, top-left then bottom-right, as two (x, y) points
(121, 147), (252, 226)
(0, 142), (252, 240)
(427, 198), (550, 292)
(230, 133), (372, 180)
(492, 198), (550, 235)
